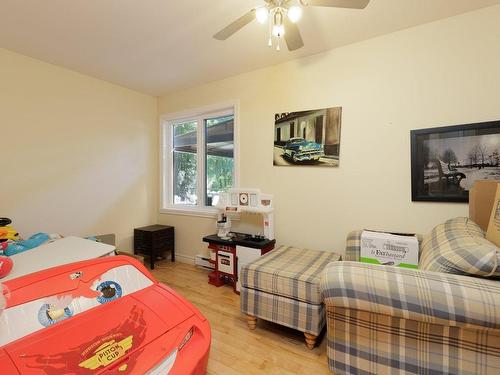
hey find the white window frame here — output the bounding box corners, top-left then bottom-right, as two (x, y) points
(160, 101), (240, 217)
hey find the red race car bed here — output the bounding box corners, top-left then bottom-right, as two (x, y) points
(0, 256), (211, 374)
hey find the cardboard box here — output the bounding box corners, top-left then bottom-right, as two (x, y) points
(486, 184), (500, 247)
(469, 180), (500, 231)
(360, 230), (419, 269)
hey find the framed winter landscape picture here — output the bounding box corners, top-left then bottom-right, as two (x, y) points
(273, 107), (342, 167)
(411, 121), (500, 202)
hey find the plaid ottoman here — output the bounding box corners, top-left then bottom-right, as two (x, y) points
(240, 245), (341, 349)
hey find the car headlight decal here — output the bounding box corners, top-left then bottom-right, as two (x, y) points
(178, 327), (194, 351)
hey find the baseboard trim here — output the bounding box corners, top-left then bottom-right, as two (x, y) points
(175, 253), (195, 265)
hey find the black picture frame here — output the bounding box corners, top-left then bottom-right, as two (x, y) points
(411, 121), (500, 202)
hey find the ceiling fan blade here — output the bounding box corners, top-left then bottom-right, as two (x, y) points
(284, 18), (304, 51)
(213, 9), (256, 40)
(304, 0), (370, 9)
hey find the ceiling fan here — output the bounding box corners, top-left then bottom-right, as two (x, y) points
(213, 0), (370, 51)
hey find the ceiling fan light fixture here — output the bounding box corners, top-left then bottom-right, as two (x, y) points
(255, 7), (269, 24)
(287, 6), (302, 23)
(272, 23), (285, 37)
(213, 0), (370, 51)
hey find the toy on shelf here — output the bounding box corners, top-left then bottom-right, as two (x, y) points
(0, 217), (19, 243)
(4, 233), (51, 256)
(216, 213), (231, 239)
(0, 218), (12, 227)
(0, 257), (13, 279)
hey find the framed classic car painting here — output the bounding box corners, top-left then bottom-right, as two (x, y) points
(273, 107), (342, 167)
(411, 121), (500, 202)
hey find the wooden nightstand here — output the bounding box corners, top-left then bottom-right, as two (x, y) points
(134, 225), (175, 269)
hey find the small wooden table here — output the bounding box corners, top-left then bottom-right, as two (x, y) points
(134, 225), (175, 269)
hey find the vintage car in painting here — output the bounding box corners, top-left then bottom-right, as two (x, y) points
(282, 137), (324, 162)
(0, 256), (210, 374)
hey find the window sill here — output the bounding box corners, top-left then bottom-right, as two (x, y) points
(159, 206), (218, 219)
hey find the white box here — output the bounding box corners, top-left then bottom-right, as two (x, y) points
(360, 230), (419, 269)
(235, 245), (262, 292)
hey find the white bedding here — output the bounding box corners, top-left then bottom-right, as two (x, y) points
(2, 236), (115, 282)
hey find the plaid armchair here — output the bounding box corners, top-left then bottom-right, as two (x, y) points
(321, 221), (500, 375)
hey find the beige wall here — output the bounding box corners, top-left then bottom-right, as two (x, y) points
(0, 48), (158, 252)
(158, 6), (500, 261)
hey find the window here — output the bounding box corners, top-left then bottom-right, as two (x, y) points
(161, 105), (237, 215)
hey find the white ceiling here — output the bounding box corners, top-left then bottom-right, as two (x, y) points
(0, 0), (499, 96)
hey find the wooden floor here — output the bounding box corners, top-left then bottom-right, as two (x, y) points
(151, 260), (331, 375)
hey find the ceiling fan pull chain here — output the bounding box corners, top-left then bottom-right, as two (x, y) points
(268, 17), (273, 47)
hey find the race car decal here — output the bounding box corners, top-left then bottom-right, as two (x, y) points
(20, 306), (147, 374)
(79, 335), (133, 370)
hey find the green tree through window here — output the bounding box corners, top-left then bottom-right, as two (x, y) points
(205, 115), (234, 206)
(167, 111), (235, 209)
(173, 121), (197, 204)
